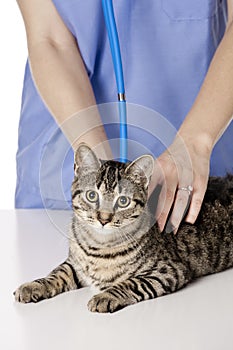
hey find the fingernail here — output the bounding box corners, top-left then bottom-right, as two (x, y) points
(165, 223), (174, 234)
(185, 218), (195, 224)
(157, 221), (164, 232)
(165, 219), (179, 234)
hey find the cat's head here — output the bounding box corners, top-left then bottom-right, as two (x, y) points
(72, 143), (154, 233)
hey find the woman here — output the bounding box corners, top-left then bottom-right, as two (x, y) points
(16, 0), (233, 232)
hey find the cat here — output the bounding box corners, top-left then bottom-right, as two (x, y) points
(14, 143), (233, 313)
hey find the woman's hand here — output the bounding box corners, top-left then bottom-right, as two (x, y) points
(148, 133), (212, 233)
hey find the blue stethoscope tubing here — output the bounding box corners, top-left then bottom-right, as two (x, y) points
(101, 0), (128, 163)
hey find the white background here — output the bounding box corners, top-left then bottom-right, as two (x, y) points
(0, 2), (27, 208)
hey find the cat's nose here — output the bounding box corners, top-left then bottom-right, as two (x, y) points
(99, 218), (110, 226)
(97, 212), (112, 226)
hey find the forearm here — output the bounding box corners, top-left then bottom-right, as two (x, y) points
(179, 21), (233, 151)
(17, 0), (111, 158)
(28, 40), (111, 157)
(29, 40), (95, 120)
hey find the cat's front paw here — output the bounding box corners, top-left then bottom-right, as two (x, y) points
(88, 291), (133, 313)
(14, 281), (47, 303)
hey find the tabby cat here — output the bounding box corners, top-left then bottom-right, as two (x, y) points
(14, 144), (233, 313)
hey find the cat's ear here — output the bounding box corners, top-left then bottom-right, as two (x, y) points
(74, 143), (100, 173)
(125, 155), (154, 188)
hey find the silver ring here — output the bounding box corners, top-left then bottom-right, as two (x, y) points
(178, 185), (193, 196)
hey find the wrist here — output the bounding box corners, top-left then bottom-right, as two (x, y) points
(179, 130), (213, 155)
(177, 117), (215, 156)
(173, 127), (213, 165)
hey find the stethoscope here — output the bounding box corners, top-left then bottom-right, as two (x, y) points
(102, 0), (127, 162)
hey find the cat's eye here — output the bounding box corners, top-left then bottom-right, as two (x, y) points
(117, 196), (131, 208)
(86, 190), (99, 203)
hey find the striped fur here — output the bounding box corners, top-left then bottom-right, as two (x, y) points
(15, 144), (233, 313)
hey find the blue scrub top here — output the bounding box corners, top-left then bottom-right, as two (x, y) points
(15, 0), (233, 209)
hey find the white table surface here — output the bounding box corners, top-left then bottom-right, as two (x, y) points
(1, 209), (233, 350)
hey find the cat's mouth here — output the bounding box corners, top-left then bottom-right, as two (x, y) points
(94, 220), (117, 230)
(91, 222), (117, 235)
(87, 219), (135, 234)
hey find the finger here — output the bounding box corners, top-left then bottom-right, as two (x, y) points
(152, 153), (180, 231)
(156, 183), (177, 232)
(167, 188), (191, 234)
(185, 192), (204, 224)
(185, 177), (207, 224)
(166, 166), (193, 233)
